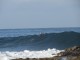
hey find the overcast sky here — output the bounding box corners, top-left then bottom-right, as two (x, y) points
(0, 0), (80, 29)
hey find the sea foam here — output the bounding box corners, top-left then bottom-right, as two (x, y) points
(0, 48), (63, 60)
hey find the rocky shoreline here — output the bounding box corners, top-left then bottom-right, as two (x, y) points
(12, 46), (80, 60)
(12, 56), (80, 60)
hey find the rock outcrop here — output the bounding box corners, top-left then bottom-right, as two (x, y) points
(57, 46), (80, 56)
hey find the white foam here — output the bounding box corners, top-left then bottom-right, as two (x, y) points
(0, 48), (63, 60)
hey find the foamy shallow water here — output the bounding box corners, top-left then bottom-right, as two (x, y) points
(0, 48), (63, 60)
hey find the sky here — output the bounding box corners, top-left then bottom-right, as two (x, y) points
(0, 0), (80, 29)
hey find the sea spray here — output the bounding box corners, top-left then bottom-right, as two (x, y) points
(0, 48), (63, 60)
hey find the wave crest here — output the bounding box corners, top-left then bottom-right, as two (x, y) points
(0, 31), (80, 50)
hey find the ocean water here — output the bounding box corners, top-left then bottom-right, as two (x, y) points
(0, 27), (80, 60)
(0, 27), (80, 37)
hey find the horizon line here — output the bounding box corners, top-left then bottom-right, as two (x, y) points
(0, 27), (80, 30)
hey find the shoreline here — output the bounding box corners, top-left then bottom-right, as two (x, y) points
(12, 46), (80, 60)
(12, 56), (80, 60)
(0, 46), (80, 60)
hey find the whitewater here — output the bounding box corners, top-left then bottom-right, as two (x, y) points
(0, 48), (63, 60)
(0, 28), (80, 60)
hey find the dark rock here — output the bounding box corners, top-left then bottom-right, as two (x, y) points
(57, 46), (80, 56)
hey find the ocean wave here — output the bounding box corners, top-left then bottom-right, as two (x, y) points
(0, 48), (63, 60)
(0, 31), (80, 51)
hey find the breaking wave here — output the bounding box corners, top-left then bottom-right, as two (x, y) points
(0, 31), (80, 51)
(0, 31), (80, 60)
(0, 48), (63, 60)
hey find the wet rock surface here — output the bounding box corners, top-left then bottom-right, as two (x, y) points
(12, 56), (80, 60)
(57, 46), (80, 56)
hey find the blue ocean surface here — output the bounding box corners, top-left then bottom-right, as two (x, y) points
(0, 27), (80, 51)
(0, 27), (80, 37)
